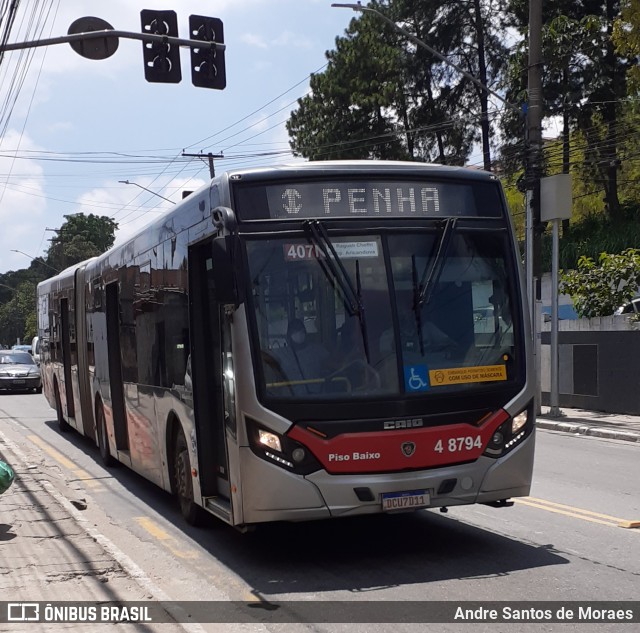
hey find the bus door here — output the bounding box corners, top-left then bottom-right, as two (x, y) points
(188, 241), (229, 501)
(105, 282), (130, 453)
(59, 298), (75, 419)
(74, 266), (95, 441)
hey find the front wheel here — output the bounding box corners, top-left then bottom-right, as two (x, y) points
(173, 428), (203, 526)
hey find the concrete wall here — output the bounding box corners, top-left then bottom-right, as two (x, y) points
(539, 316), (640, 415)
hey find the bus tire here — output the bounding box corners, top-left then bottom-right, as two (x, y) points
(54, 382), (71, 433)
(173, 428), (202, 526)
(96, 403), (114, 468)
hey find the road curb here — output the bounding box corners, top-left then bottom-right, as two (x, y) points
(536, 419), (640, 443)
(0, 427), (210, 633)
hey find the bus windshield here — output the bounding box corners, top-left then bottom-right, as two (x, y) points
(246, 229), (519, 401)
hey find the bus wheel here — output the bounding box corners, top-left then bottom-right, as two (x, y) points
(173, 429), (202, 526)
(54, 382), (70, 433)
(96, 404), (114, 467)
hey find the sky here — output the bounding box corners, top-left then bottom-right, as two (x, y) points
(0, 0), (360, 274)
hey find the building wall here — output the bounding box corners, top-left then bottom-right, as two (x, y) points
(540, 317), (640, 415)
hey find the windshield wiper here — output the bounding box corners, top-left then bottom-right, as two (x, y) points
(416, 217), (458, 309)
(411, 255), (426, 356)
(411, 218), (458, 355)
(304, 220), (370, 363)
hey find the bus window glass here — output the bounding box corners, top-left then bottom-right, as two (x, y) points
(247, 237), (398, 399)
(387, 232), (518, 394)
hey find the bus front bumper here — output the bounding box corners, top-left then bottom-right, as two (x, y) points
(239, 434), (534, 524)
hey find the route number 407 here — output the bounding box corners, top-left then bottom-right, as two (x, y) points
(434, 436), (483, 453)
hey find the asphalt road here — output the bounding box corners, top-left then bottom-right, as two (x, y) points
(1, 392), (638, 632)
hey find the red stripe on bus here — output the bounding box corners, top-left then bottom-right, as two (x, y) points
(287, 409), (509, 474)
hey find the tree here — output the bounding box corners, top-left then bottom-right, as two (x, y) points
(0, 214), (118, 344)
(501, 1), (633, 223)
(614, 0), (640, 91)
(0, 281), (37, 346)
(287, 0), (510, 166)
(47, 213), (118, 272)
(560, 248), (640, 317)
(288, 7), (409, 161)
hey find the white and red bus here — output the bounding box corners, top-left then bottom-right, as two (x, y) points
(37, 161), (535, 528)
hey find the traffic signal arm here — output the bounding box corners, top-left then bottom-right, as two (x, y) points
(0, 28), (226, 54)
(0, 10), (226, 90)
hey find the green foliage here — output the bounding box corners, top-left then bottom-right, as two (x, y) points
(560, 248), (640, 317)
(501, 175), (526, 240)
(47, 213), (118, 273)
(0, 213), (118, 345)
(613, 0), (640, 92)
(501, 1), (630, 221)
(540, 202), (640, 271)
(287, 9), (409, 161)
(0, 280), (37, 347)
(287, 0), (509, 164)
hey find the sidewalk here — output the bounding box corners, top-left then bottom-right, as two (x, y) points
(537, 406), (640, 443)
(0, 432), (189, 632)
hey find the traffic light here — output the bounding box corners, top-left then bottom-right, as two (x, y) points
(140, 10), (181, 83)
(189, 15), (226, 90)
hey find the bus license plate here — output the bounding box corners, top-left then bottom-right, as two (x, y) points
(382, 490), (430, 512)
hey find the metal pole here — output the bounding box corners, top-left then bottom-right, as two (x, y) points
(118, 180), (175, 204)
(0, 29), (225, 53)
(527, 0), (543, 415)
(550, 217), (561, 416)
(181, 152), (224, 178)
(525, 191), (534, 313)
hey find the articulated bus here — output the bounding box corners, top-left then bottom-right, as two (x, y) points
(37, 161), (535, 528)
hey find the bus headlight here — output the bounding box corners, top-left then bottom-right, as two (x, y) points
(258, 429), (282, 452)
(483, 404), (533, 458)
(512, 411), (527, 435)
(246, 418), (322, 475)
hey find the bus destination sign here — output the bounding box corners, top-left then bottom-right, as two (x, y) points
(234, 179), (503, 221)
(257, 180), (500, 220)
(269, 182), (442, 219)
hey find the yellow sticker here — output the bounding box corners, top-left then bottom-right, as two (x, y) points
(429, 365), (507, 386)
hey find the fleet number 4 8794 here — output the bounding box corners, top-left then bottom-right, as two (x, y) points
(434, 436), (483, 453)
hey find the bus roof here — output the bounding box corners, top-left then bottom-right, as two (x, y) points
(221, 160), (496, 184)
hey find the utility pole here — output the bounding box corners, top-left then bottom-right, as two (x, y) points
(526, 0), (544, 412)
(181, 152), (224, 178)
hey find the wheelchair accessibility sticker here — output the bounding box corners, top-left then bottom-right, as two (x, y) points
(404, 365), (429, 392)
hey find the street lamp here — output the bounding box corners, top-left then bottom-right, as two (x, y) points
(119, 180), (176, 204)
(10, 250), (60, 274)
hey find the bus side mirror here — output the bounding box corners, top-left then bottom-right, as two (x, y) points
(211, 236), (243, 306)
